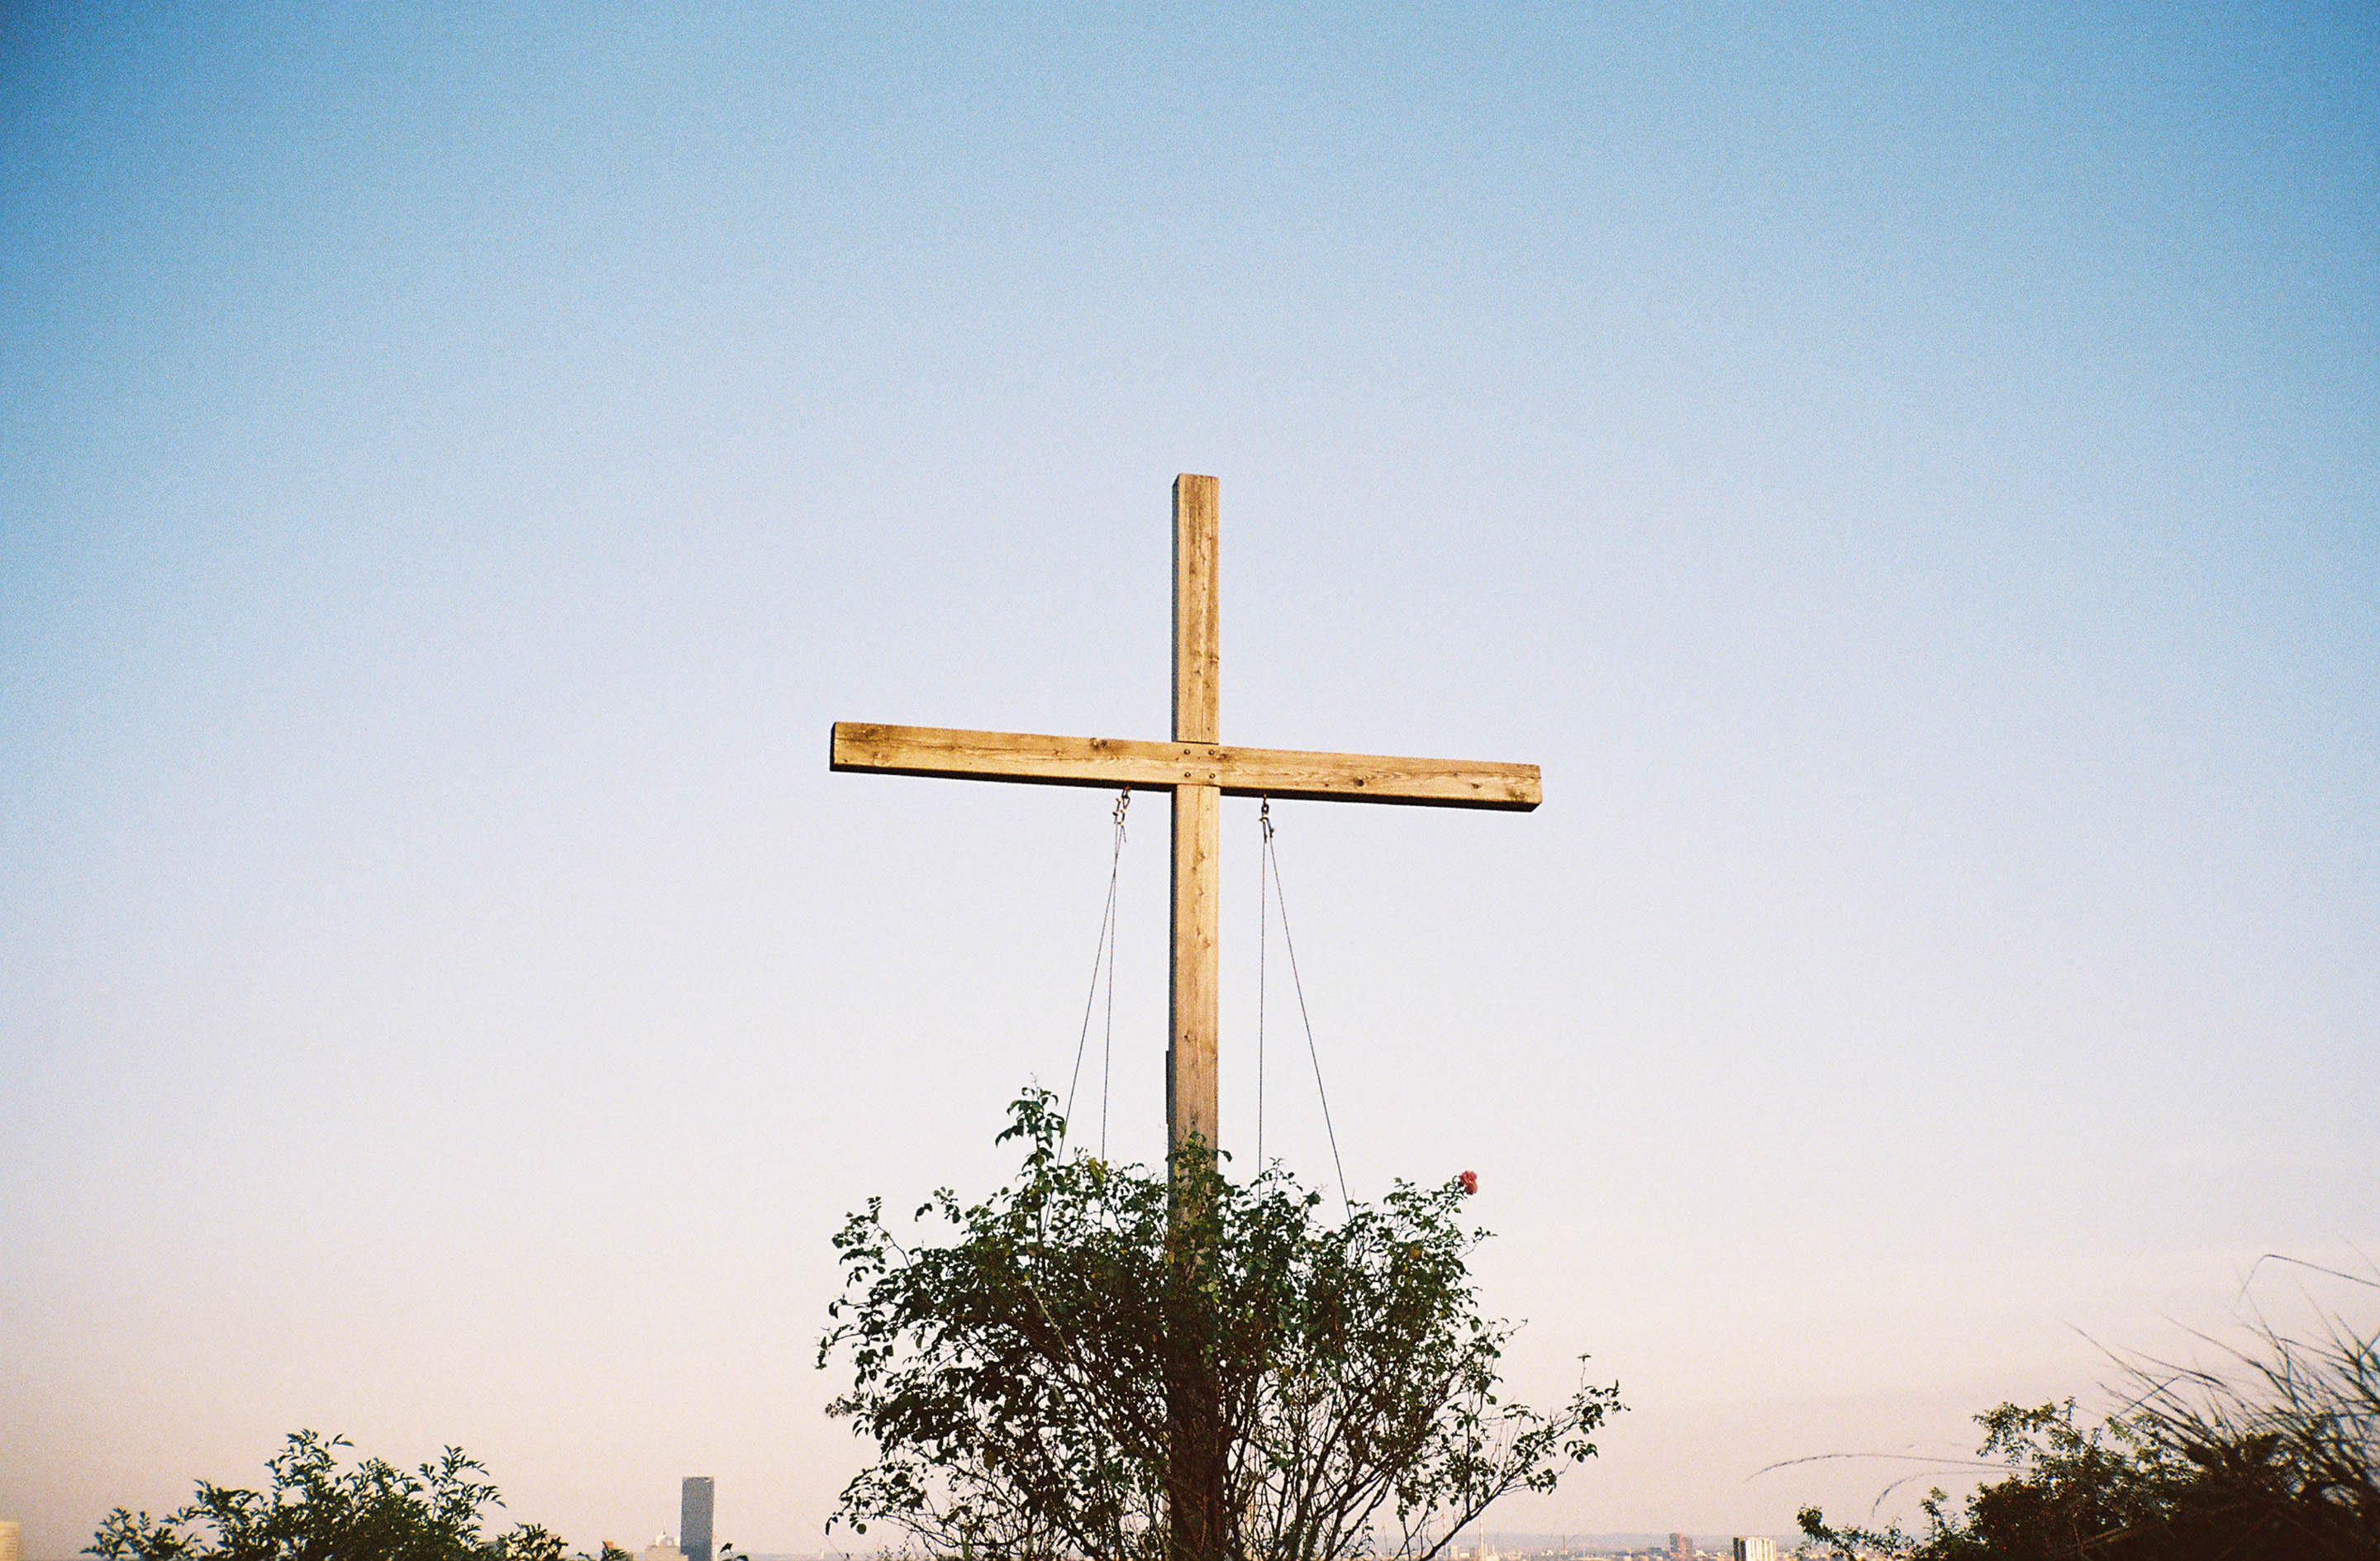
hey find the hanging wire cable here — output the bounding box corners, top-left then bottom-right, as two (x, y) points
(1064, 788), (1130, 1154)
(1100, 792), (1125, 1157)
(1261, 802), (1350, 1211)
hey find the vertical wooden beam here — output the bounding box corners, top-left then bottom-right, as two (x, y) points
(1173, 474), (1220, 745)
(1165, 778), (1225, 1561)
(1169, 474), (1221, 1161)
(1169, 783), (1220, 1156)
(1166, 472), (1226, 1561)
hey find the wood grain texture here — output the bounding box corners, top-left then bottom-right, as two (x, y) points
(1169, 781), (1220, 1157)
(1173, 474), (1219, 745)
(831, 721), (1542, 810)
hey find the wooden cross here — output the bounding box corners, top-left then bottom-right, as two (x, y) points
(831, 474), (1541, 1168)
(834, 474), (1540, 1559)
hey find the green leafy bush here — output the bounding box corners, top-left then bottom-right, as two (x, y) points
(819, 1089), (1621, 1561)
(86, 1431), (574, 1561)
(1797, 1302), (2380, 1559)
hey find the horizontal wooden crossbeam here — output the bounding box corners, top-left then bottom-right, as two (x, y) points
(831, 721), (1540, 811)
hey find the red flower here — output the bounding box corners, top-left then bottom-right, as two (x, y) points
(1458, 1170), (1478, 1196)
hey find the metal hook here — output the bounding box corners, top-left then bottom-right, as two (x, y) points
(1260, 796), (1273, 842)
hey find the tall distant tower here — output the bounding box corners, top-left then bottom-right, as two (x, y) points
(680, 1478), (714, 1561)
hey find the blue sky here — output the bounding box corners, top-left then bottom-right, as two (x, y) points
(3, 2), (2374, 1552)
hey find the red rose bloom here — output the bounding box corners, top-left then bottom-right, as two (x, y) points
(1458, 1170), (1478, 1196)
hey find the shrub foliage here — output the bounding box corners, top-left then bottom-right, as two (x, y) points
(819, 1090), (1621, 1561)
(1797, 1303), (2380, 1559)
(86, 1431), (581, 1561)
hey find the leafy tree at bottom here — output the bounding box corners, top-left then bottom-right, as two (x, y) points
(86, 1433), (705, 1561)
(1797, 1306), (2380, 1559)
(819, 1088), (1623, 1561)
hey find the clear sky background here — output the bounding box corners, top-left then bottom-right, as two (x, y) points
(3, 2), (2374, 1554)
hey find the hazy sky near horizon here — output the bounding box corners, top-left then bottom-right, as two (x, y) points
(3, 2), (2374, 1553)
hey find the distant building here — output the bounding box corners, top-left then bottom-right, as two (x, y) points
(642, 1535), (679, 1561)
(1733, 1541), (1776, 1561)
(1668, 1536), (1692, 1561)
(681, 1478), (715, 1561)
